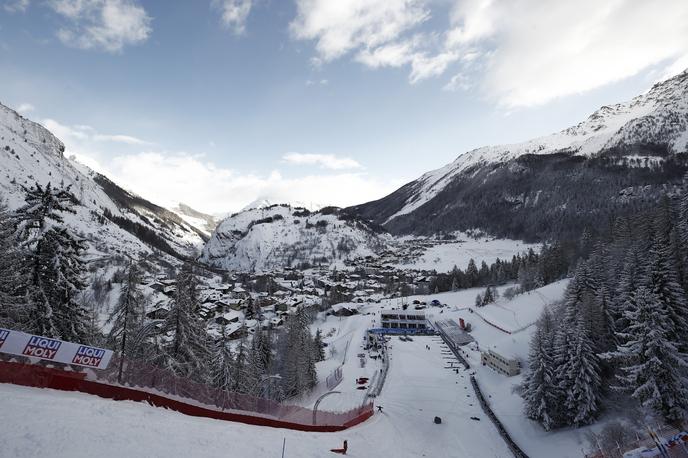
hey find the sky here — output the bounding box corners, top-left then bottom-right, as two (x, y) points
(1, 0), (688, 215)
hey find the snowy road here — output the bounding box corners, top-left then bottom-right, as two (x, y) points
(0, 337), (515, 458)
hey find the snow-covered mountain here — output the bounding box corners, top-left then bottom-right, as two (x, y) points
(172, 203), (218, 237)
(200, 205), (390, 271)
(0, 102), (206, 262)
(351, 69), (688, 241)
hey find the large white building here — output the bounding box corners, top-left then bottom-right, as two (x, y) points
(481, 349), (520, 376)
(380, 310), (428, 331)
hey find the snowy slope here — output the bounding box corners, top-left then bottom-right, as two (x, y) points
(1, 281), (590, 458)
(0, 102), (206, 260)
(361, 69), (688, 223)
(200, 205), (390, 271)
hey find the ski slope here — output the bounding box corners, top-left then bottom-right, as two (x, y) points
(2, 337), (513, 458)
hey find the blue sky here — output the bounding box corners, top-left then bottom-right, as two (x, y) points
(2, 0), (688, 213)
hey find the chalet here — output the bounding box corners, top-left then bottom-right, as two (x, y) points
(332, 303), (360, 317)
(215, 310), (243, 326)
(146, 305), (170, 320)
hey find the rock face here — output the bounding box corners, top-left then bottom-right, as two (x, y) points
(200, 205), (390, 271)
(0, 102), (206, 261)
(349, 70), (688, 242)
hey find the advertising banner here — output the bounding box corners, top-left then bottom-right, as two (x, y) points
(0, 328), (113, 369)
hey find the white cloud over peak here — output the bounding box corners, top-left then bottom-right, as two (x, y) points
(212, 0), (252, 35)
(48, 0), (152, 52)
(291, 0), (688, 106)
(99, 152), (392, 214)
(3, 0), (30, 13)
(283, 153), (362, 170)
(46, 117), (394, 214)
(16, 103), (35, 114)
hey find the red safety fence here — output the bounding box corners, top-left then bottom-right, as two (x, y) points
(0, 354), (373, 432)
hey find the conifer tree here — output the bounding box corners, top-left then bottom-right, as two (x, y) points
(563, 313), (602, 426)
(162, 262), (213, 382)
(0, 198), (27, 329)
(612, 287), (688, 422)
(523, 309), (558, 430)
(107, 261), (147, 378)
(210, 326), (234, 392)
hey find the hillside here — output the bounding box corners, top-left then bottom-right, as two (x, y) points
(200, 205), (390, 271)
(0, 102), (206, 262)
(349, 70), (688, 241)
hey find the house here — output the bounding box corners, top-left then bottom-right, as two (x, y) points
(215, 310), (243, 326)
(481, 349), (520, 376)
(146, 305), (170, 320)
(231, 286), (249, 299)
(380, 310), (427, 331)
(332, 303), (360, 317)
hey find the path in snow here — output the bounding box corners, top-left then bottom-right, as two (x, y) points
(1, 336), (513, 458)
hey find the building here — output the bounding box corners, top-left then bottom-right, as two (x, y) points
(380, 310), (427, 331)
(481, 349), (520, 376)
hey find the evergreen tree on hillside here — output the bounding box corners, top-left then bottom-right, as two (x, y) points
(644, 222), (688, 352)
(563, 313), (602, 426)
(523, 309), (559, 430)
(313, 328), (326, 362)
(13, 183), (89, 341)
(210, 328), (234, 392)
(612, 287), (688, 422)
(107, 261), (147, 374)
(31, 226), (88, 341)
(465, 259), (479, 287)
(162, 262), (213, 382)
(0, 199), (27, 329)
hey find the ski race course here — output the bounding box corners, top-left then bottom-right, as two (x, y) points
(0, 281), (596, 458)
(2, 337), (513, 457)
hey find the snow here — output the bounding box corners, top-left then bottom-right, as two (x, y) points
(388, 69), (688, 221)
(392, 235), (538, 272)
(0, 337), (511, 458)
(201, 205), (391, 271)
(0, 102), (206, 261)
(1, 279), (602, 457)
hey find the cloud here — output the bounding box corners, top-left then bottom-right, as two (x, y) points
(464, 0), (688, 107)
(41, 119), (152, 147)
(93, 152), (393, 213)
(16, 103), (35, 114)
(44, 117), (394, 214)
(290, 0), (430, 61)
(291, 0), (688, 106)
(3, 0), (30, 13)
(48, 0), (152, 52)
(212, 0), (252, 35)
(283, 153), (362, 170)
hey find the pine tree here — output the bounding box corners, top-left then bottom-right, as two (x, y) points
(0, 198), (27, 329)
(562, 313), (602, 426)
(162, 262), (213, 382)
(523, 309), (558, 430)
(210, 326), (234, 392)
(466, 259), (479, 287)
(32, 227), (88, 341)
(107, 261), (147, 380)
(13, 183), (89, 341)
(313, 328), (326, 362)
(644, 222), (688, 352)
(612, 287), (688, 422)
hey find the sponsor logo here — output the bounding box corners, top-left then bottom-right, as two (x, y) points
(22, 336), (62, 360)
(72, 346), (106, 368)
(0, 329), (8, 349)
